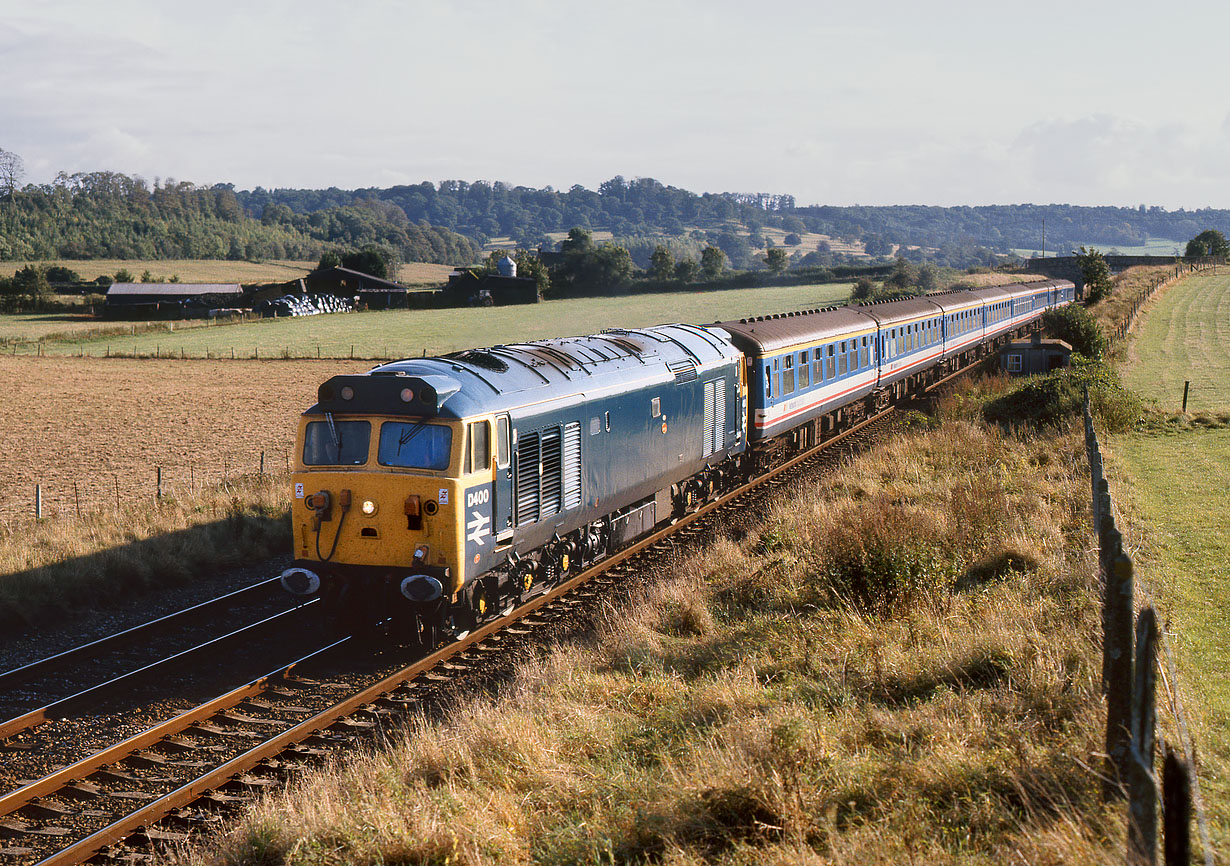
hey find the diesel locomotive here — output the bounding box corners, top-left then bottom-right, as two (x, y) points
(281, 278), (1074, 641)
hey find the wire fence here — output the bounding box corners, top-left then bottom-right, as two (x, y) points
(12, 447), (294, 524)
(1084, 393), (1213, 865)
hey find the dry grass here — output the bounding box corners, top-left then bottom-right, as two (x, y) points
(0, 473), (289, 629)
(0, 356), (365, 522)
(173, 416), (1123, 865)
(1087, 265), (1178, 338)
(0, 259), (455, 288)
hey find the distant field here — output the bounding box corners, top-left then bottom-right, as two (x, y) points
(0, 356), (364, 521)
(1111, 429), (1230, 841)
(22, 282), (855, 359)
(0, 259), (456, 287)
(1010, 238), (1185, 258)
(1121, 270), (1230, 412)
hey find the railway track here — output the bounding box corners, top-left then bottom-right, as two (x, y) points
(0, 390), (915, 865)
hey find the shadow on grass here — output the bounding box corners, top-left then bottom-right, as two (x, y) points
(0, 510), (290, 633)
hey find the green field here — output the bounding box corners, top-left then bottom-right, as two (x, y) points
(1111, 268), (1230, 847)
(10, 282), (853, 359)
(1111, 430), (1230, 844)
(1011, 238), (1185, 258)
(1121, 269), (1230, 412)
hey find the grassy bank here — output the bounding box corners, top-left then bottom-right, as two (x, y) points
(173, 405), (1123, 865)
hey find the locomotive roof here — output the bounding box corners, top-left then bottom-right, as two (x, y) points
(304, 323), (740, 420)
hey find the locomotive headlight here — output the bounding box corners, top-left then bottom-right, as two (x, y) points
(361, 499), (378, 516)
(400, 387), (414, 402)
(340, 385), (355, 401)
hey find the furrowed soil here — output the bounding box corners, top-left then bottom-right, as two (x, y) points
(0, 356), (365, 522)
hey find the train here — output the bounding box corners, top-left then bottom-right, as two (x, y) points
(280, 278), (1075, 642)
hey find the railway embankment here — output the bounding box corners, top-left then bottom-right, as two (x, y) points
(169, 384), (1130, 865)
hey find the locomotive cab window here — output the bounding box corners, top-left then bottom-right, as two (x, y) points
(651, 397), (661, 417)
(377, 422), (453, 471)
(303, 419), (371, 466)
(465, 420), (490, 474)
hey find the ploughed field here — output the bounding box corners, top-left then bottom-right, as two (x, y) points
(0, 357), (365, 521)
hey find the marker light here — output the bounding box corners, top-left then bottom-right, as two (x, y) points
(400, 387), (415, 402)
(361, 500), (377, 516)
(340, 385), (355, 400)
(413, 544), (429, 562)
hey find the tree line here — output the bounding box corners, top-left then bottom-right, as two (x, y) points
(0, 167), (480, 266)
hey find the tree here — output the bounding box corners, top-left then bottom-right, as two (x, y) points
(700, 246), (726, 278)
(850, 276), (876, 302)
(674, 258), (700, 283)
(916, 263), (939, 294)
(649, 245), (675, 281)
(1042, 305), (1107, 359)
(0, 148), (24, 196)
(1184, 229), (1229, 258)
(1075, 246), (1112, 303)
(784, 232), (802, 246)
(317, 249), (343, 270)
(884, 257), (917, 291)
(764, 248), (789, 275)
(560, 226), (593, 254)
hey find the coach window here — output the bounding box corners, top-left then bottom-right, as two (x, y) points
(838, 341), (848, 376)
(466, 420), (490, 474)
(764, 366), (772, 399)
(783, 355), (795, 394)
(826, 345), (835, 379)
(799, 351), (810, 388)
(812, 351), (822, 382)
(496, 416), (510, 469)
(861, 336), (870, 367)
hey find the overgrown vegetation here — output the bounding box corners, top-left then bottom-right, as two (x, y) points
(983, 359), (1143, 432)
(172, 413), (1120, 865)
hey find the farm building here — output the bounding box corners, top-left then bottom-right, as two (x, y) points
(1000, 332), (1072, 375)
(103, 283), (243, 319)
(444, 267), (539, 306)
(300, 267), (416, 309)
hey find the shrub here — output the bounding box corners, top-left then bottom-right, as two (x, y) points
(1041, 305), (1107, 359)
(982, 359), (1141, 431)
(818, 499), (956, 615)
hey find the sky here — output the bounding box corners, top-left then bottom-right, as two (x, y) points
(2, 0), (1229, 209)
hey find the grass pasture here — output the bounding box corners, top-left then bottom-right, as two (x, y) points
(0, 259), (457, 288)
(1121, 269), (1230, 412)
(1110, 429), (1230, 846)
(24, 282), (856, 360)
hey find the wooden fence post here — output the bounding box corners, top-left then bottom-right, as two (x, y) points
(1129, 607), (1158, 864)
(1104, 550), (1134, 800)
(1182, 382), (1190, 413)
(35, 484), (42, 519)
(1163, 744), (1192, 866)
(156, 466), (163, 499)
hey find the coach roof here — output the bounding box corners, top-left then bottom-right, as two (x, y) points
(714, 306), (877, 354)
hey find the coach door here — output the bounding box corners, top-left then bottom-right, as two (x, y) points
(493, 414), (513, 547)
